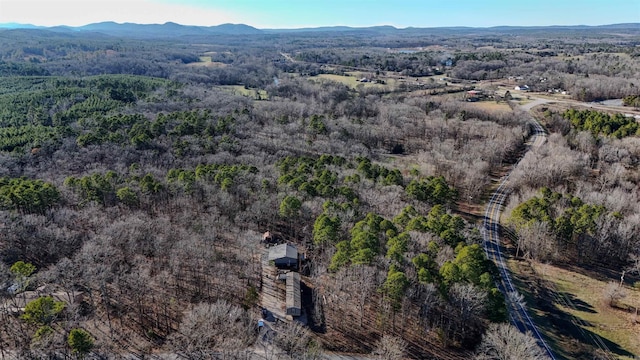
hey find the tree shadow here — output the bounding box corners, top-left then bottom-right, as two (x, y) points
(552, 312), (635, 359)
(558, 292), (597, 314)
(302, 281), (325, 334)
(503, 257), (637, 360)
(533, 280), (635, 359)
(491, 231), (637, 359)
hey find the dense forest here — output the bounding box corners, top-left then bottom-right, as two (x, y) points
(0, 23), (639, 359)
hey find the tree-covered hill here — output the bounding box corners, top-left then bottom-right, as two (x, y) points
(0, 27), (638, 359)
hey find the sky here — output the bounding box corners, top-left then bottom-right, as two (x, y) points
(0, 0), (638, 29)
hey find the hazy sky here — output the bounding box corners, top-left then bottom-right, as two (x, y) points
(1, 0), (638, 28)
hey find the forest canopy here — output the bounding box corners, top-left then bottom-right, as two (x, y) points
(0, 24), (638, 360)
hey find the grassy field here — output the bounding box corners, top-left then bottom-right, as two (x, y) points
(218, 85), (268, 99)
(509, 258), (639, 359)
(189, 56), (227, 68)
(465, 101), (512, 113)
(535, 262), (640, 358)
(309, 73), (398, 89)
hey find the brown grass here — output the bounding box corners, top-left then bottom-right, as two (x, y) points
(534, 262), (640, 358)
(465, 101), (511, 113)
(188, 56), (227, 68)
(309, 74), (398, 89)
(509, 258), (640, 359)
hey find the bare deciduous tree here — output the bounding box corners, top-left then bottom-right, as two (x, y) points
(372, 334), (407, 360)
(273, 321), (322, 360)
(474, 323), (546, 360)
(603, 281), (627, 308)
(336, 264), (379, 327)
(517, 220), (556, 261)
(448, 283), (487, 323)
(168, 300), (255, 359)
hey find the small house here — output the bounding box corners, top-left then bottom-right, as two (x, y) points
(466, 89), (485, 102)
(268, 244), (298, 269)
(285, 271), (301, 317)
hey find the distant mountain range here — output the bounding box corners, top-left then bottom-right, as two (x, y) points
(0, 21), (638, 38)
(0, 21), (263, 37)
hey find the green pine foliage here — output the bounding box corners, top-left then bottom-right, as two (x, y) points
(33, 325), (54, 342)
(380, 265), (409, 310)
(0, 73), (182, 169)
(66, 163), (258, 206)
(509, 187), (607, 241)
(329, 241), (352, 272)
(21, 296), (65, 325)
(312, 213), (341, 245)
(0, 125), (60, 152)
(355, 157), (403, 186)
(386, 232), (409, 263)
(116, 187), (139, 207)
(406, 176), (457, 205)
(279, 195), (302, 218)
(0, 75), (169, 128)
(0, 177), (60, 213)
(563, 108), (639, 138)
(307, 114), (328, 135)
(394, 205), (465, 247)
(10, 261), (36, 278)
(622, 95), (640, 108)
(167, 163), (258, 192)
(64, 171), (121, 206)
(75, 110), (236, 150)
(402, 207), (507, 322)
(67, 328), (95, 356)
(329, 212), (392, 270)
(0, 75), (173, 155)
(277, 155), (348, 198)
(0, 60), (49, 76)
(439, 244), (491, 287)
(439, 244), (505, 321)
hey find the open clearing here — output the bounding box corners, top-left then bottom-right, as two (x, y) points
(534, 262), (640, 358)
(465, 101), (512, 113)
(309, 73), (398, 89)
(189, 56), (227, 68)
(218, 85), (268, 99)
(509, 258), (639, 359)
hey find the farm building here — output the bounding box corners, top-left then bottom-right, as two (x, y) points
(285, 271), (301, 317)
(465, 89), (486, 102)
(268, 243), (298, 269)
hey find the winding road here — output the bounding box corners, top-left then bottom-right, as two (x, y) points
(482, 100), (556, 359)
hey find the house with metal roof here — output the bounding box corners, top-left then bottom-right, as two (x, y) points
(268, 244), (298, 269)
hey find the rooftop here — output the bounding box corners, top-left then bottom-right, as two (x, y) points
(286, 271), (301, 316)
(268, 243), (298, 261)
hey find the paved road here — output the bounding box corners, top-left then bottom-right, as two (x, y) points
(482, 108), (556, 359)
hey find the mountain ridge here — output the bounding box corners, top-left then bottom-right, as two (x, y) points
(0, 21), (638, 38)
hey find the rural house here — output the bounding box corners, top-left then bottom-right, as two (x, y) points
(268, 243), (298, 269)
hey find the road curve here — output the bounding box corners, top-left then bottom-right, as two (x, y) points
(482, 109), (556, 359)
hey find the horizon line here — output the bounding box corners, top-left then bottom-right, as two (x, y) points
(1, 20), (639, 31)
